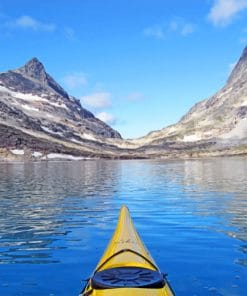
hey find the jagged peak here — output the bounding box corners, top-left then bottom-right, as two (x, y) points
(11, 57), (70, 99)
(15, 57), (47, 82)
(25, 57), (43, 66)
(227, 45), (247, 84)
(239, 45), (247, 60)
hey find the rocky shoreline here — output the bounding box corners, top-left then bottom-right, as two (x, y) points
(0, 144), (246, 162)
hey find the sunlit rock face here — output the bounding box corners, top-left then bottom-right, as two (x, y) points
(131, 46), (247, 156)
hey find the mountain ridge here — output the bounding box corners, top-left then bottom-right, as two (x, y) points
(0, 57), (125, 160)
(13, 57), (71, 99)
(0, 47), (246, 160)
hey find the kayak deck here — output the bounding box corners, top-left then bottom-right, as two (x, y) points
(80, 206), (175, 295)
(83, 287), (173, 296)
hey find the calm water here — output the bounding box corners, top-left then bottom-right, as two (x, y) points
(0, 157), (246, 296)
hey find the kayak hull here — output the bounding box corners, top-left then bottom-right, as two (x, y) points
(80, 206), (175, 296)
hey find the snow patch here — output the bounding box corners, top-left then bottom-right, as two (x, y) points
(41, 126), (64, 136)
(13, 92), (44, 102)
(47, 101), (69, 110)
(43, 113), (57, 119)
(182, 134), (202, 142)
(73, 132), (97, 141)
(0, 85), (12, 93)
(82, 133), (97, 140)
(44, 153), (89, 160)
(71, 138), (83, 144)
(10, 149), (24, 155)
(32, 152), (43, 157)
(22, 105), (39, 112)
(1, 87), (69, 110)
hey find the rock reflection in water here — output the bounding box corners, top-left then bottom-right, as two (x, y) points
(182, 157), (247, 244)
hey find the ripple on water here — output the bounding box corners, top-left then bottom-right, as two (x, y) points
(0, 158), (246, 295)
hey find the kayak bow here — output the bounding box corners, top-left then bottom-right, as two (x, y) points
(80, 206), (175, 296)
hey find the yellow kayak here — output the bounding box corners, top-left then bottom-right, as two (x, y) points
(80, 206), (175, 296)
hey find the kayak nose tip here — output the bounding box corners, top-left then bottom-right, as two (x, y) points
(120, 205), (130, 213)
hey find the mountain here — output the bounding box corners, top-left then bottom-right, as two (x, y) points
(0, 58), (125, 160)
(127, 46), (247, 157)
(0, 47), (246, 161)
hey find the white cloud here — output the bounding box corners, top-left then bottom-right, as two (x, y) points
(7, 15), (56, 31)
(96, 112), (116, 125)
(81, 92), (112, 108)
(126, 92), (144, 101)
(143, 20), (195, 39)
(62, 72), (87, 89)
(208, 0), (247, 26)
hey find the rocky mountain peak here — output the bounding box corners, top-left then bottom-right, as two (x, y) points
(0, 57), (122, 144)
(16, 57), (47, 82)
(9, 57), (69, 98)
(227, 45), (247, 85)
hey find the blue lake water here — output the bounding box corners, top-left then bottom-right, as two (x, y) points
(0, 157), (246, 296)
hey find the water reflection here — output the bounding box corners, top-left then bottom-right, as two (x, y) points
(181, 157), (247, 247)
(0, 161), (122, 264)
(148, 157), (247, 267)
(0, 158), (246, 295)
(182, 156), (247, 193)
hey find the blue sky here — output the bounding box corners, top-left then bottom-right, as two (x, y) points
(0, 0), (247, 139)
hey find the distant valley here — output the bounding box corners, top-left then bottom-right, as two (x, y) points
(0, 47), (246, 161)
